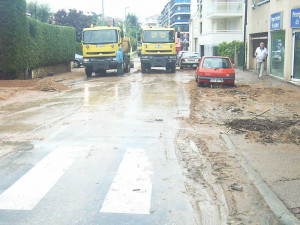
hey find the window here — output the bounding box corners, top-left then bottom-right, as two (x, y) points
(202, 58), (232, 69)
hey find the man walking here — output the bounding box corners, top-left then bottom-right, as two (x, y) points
(116, 46), (124, 76)
(255, 42), (268, 79)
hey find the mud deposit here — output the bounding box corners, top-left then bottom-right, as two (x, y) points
(227, 118), (300, 144)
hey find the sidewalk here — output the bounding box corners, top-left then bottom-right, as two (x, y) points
(229, 69), (300, 220)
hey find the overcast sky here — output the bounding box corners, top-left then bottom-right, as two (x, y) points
(28, 0), (168, 23)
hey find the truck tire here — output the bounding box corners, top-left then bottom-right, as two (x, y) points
(171, 64), (176, 73)
(141, 63), (146, 73)
(124, 63), (130, 73)
(98, 69), (106, 75)
(85, 67), (93, 77)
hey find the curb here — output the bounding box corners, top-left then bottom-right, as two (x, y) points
(219, 133), (300, 225)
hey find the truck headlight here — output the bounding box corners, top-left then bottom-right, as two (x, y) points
(83, 58), (90, 62)
(113, 58), (117, 61)
(142, 56), (149, 59)
(169, 56), (177, 59)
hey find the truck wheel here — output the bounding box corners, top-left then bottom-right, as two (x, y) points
(99, 69), (106, 75)
(85, 67), (92, 77)
(141, 64), (146, 73)
(124, 63), (129, 73)
(171, 64), (176, 73)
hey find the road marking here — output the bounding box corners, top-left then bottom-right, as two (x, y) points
(0, 147), (83, 210)
(100, 148), (153, 214)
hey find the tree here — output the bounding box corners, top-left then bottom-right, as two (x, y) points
(124, 13), (141, 51)
(27, 1), (51, 23)
(0, 0), (27, 79)
(54, 9), (93, 42)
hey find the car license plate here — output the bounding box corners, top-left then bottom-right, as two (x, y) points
(193, 64), (198, 67)
(96, 45), (105, 47)
(210, 78), (224, 83)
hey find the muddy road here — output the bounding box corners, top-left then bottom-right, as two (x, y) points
(0, 66), (283, 224)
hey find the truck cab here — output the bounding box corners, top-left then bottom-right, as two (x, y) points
(140, 27), (179, 73)
(82, 25), (131, 77)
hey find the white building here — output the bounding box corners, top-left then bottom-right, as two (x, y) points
(189, 0), (244, 57)
(145, 15), (160, 27)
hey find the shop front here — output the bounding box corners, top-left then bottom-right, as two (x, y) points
(270, 12), (285, 78)
(291, 8), (300, 80)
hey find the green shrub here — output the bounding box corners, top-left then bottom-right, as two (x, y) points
(0, 0), (27, 79)
(75, 42), (83, 55)
(26, 18), (76, 70)
(218, 41), (244, 67)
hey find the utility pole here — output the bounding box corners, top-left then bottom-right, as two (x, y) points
(102, 0), (104, 19)
(124, 7), (129, 36)
(243, 0), (248, 70)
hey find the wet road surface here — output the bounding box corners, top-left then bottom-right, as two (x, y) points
(0, 69), (198, 225)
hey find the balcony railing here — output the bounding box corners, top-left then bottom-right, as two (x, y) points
(170, 9), (191, 17)
(211, 29), (242, 33)
(207, 2), (242, 18)
(169, 0), (191, 10)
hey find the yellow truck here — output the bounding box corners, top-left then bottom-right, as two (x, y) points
(140, 27), (179, 73)
(137, 41), (142, 57)
(82, 25), (131, 77)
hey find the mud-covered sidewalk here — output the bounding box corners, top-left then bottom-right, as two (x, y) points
(180, 68), (300, 223)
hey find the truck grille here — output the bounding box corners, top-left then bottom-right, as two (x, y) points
(146, 50), (172, 53)
(86, 52), (115, 55)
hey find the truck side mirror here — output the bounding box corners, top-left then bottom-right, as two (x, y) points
(177, 32), (181, 38)
(121, 31), (124, 38)
(138, 36), (141, 42)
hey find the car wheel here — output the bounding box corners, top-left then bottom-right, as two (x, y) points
(74, 60), (80, 68)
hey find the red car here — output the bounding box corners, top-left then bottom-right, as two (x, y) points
(195, 56), (235, 86)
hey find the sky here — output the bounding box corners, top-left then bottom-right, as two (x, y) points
(29, 0), (169, 23)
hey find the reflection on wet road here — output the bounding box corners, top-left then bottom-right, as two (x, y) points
(0, 69), (198, 225)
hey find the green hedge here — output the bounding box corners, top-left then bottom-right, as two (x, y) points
(0, 0), (76, 79)
(26, 18), (76, 70)
(218, 41), (244, 67)
(0, 0), (27, 79)
(75, 42), (83, 55)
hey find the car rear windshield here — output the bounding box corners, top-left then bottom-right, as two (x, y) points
(183, 52), (199, 58)
(202, 58), (232, 69)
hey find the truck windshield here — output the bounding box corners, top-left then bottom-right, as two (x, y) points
(83, 30), (118, 44)
(143, 30), (175, 43)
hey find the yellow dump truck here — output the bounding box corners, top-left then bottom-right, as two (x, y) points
(82, 25), (131, 77)
(140, 27), (179, 73)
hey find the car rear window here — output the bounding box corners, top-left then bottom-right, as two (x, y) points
(183, 52), (199, 58)
(202, 58), (232, 69)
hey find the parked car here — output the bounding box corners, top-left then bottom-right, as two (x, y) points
(74, 54), (83, 68)
(179, 52), (201, 69)
(176, 51), (187, 66)
(195, 56), (235, 86)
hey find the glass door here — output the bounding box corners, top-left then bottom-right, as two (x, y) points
(293, 32), (300, 79)
(270, 31), (285, 78)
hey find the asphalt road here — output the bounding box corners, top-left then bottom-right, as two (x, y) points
(0, 68), (199, 225)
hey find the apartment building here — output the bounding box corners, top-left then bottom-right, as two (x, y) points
(160, 0), (191, 50)
(189, 0), (244, 57)
(247, 0), (300, 82)
(145, 15), (160, 27)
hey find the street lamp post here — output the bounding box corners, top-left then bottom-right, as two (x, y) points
(125, 7), (129, 36)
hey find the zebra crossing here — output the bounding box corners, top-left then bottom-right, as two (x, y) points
(0, 147), (153, 214)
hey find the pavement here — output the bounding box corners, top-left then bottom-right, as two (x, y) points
(0, 62), (298, 224)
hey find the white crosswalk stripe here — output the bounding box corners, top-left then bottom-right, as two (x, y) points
(100, 148), (153, 214)
(0, 147), (83, 210)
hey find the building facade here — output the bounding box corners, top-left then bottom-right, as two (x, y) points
(189, 0), (244, 57)
(145, 15), (160, 27)
(247, 0), (300, 82)
(160, 0), (191, 50)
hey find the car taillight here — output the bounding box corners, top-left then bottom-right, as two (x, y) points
(181, 59), (185, 62)
(198, 72), (204, 77)
(198, 59), (201, 62)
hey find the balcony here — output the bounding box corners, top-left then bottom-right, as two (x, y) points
(170, 9), (191, 18)
(207, 2), (243, 19)
(170, 19), (190, 25)
(212, 29), (242, 33)
(169, 0), (191, 10)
